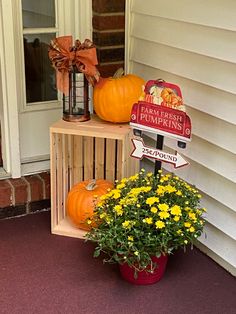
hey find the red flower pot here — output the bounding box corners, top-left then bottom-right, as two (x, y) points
(119, 255), (168, 285)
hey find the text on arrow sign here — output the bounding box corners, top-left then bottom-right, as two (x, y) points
(131, 138), (189, 169)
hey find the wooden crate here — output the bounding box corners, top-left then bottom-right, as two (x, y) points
(50, 115), (139, 239)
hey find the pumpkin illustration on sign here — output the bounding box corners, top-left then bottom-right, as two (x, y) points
(93, 68), (145, 123)
(66, 179), (114, 231)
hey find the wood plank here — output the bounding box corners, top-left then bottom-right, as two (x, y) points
(67, 134), (74, 189)
(62, 134), (69, 219)
(50, 132), (58, 230)
(116, 140), (123, 181)
(105, 139), (116, 182)
(83, 136), (94, 180)
(52, 216), (86, 239)
(73, 135), (83, 184)
(56, 133), (63, 223)
(95, 137), (105, 179)
(50, 115), (132, 139)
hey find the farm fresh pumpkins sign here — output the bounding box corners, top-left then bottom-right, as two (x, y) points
(130, 80), (192, 143)
(130, 79), (192, 168)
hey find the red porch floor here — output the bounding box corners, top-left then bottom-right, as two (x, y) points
(0, 211), (235, 314)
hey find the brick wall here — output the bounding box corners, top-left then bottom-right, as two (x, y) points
(0, 172), (50, 219)
(92, 0), (125, 77)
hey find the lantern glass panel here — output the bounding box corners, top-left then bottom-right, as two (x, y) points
(63, 69), (90, 122)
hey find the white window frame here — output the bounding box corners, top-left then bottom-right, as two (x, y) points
(0, 0), (92, 178)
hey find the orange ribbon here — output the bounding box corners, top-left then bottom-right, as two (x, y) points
(48, 36), (99, 95)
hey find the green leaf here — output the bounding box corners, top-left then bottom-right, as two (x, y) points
(93, 249), (101, 258)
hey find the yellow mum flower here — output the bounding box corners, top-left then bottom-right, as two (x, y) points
(158, 212), (170, 219)
(146, 197), (159, 206)
(176, 190), (182, 196)
(173, 216), (180, 222)
(158, 203), (169, 212)
(99, 213), (106, 219)
(189, 226), (195, 232)
(150, 207), (158, 213)
(176, 229), (182, 234)
(122, 220), (131, 229)
(128, 236), (134, 241)
(134, 251), (139, 256)
(143, 217), (153, 224)
(189, 212), (196, 220)
(117, 183), (125, 189)
(129, 174), (139, 181)
(87, 219), (92, 225)
(114, 205), (123, 216)
(155, 220), (165, 229)
(184, 222), (191, 228)
(171, 205), (182, 216)
(100, 194), (107, 201)
(105, 216), (113, 224)
(165, 185), (177, 193)
(112, 189), (121, 199)
(156, 186), (165, 195)
(121, 178), (128, 184)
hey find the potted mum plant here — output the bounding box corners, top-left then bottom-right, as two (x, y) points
(85, 169), (206, 285)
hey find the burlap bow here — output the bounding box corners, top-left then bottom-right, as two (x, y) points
(48, 36), (100, 95)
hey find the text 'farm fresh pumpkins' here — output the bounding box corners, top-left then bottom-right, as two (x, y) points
(93, 69), (145, 123)
(66, 179), (114, 231)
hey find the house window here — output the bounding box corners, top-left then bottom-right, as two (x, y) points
(22, 0), (57, 104)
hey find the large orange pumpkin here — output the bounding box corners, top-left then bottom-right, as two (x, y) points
(93, 69), (145, 123)
(66, 179), (113, 231)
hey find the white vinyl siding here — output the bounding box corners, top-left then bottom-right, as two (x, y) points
(126, 0), (236, 275)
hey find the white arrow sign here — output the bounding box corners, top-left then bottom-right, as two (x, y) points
(131, 139), (188, 169)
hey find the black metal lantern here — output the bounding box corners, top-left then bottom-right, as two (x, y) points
(62, 66), (90, 122)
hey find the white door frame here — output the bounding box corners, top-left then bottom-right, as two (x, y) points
(0, 0), (92, 178)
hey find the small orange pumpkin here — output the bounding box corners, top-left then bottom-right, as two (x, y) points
(93, 68), (145, 123)
(161, 88), (183, 108)
(66, 179), (114, 231)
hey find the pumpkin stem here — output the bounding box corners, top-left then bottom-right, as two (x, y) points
(86, 179), (98, 191)
(113, 67), (124, 79)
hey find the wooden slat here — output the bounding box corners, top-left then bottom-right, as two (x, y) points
(50, 132), (57, 230)
(105, 139), (116, 182)
(62, 134), (69, 219)
(56, 133), (63, 223)
(116, 140), (123, 181)
(94, 137), (105, 179)
(73, 135), (83, 184)
(83, 136), (94, 180)
(50, 118), (138, 238)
